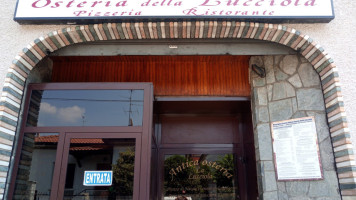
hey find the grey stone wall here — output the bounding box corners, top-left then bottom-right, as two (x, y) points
(27, 57), (53, 84)
(250, 55), (341, 200)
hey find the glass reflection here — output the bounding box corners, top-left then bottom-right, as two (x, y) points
(64, 138), (136, 200)
(14, 133), (59, 200)
(164, 154), (239, 200)
(26, 90), (144, 127)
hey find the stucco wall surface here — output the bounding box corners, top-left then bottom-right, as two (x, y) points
(0, 0), (356, 171)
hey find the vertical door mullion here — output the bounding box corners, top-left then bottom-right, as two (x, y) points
(56, 133), (72, 200)
(158, 149), (165, 200)
(139, 84), (153, 199)
(132, 135), (142, 200)
(49, 131), (66, 200)
(235, 146), (247, 200)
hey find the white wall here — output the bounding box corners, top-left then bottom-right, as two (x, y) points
(1, 0), (356, 152)
(29, 149), (56, 195)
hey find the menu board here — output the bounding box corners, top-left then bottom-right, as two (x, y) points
(271, 117), (323, 181)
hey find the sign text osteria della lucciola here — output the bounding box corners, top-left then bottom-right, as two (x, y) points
(14, 0), (334, 24)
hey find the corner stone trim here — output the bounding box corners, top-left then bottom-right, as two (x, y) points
(0, 21), (354, 199)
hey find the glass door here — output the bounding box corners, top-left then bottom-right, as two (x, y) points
(153, 114), (250, 200)
(56, 132), (142, 200)
(159, 148), (246, 200)
(10, 83), (153, 200)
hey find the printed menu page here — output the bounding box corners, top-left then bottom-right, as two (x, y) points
(271, 117), (323, 180)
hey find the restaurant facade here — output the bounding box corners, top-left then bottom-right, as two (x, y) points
(0, 0), (355, 199)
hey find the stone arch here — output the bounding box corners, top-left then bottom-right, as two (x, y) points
(1, 21), (354, 198)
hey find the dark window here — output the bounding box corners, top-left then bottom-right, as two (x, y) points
(65, 164), (76, 189)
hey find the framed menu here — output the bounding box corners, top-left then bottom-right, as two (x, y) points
(271, 117), (323, 181)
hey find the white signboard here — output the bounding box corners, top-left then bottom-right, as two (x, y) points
(14, 0), (334, 24)
(83, 171), (113, 186)
(271, 117), (323, 181)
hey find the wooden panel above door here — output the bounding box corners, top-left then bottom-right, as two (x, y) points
(51, 55), (250, 97)
(160, 115), (239, 144)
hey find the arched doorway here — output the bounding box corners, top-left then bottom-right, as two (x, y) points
(1, 21), (353, 199)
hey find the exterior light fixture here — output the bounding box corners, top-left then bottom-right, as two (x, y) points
(252, 64), (266, 78)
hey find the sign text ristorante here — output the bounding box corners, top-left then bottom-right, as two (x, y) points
(14, 0), (334, 23)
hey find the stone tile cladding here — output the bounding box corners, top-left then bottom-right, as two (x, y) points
(251, 55), (342, 200)
(0, 21), (353, 199)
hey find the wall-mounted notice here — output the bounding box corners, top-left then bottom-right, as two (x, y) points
(271, 117), (323, 181)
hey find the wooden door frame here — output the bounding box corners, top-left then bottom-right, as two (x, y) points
(8, 82), (153, 200)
